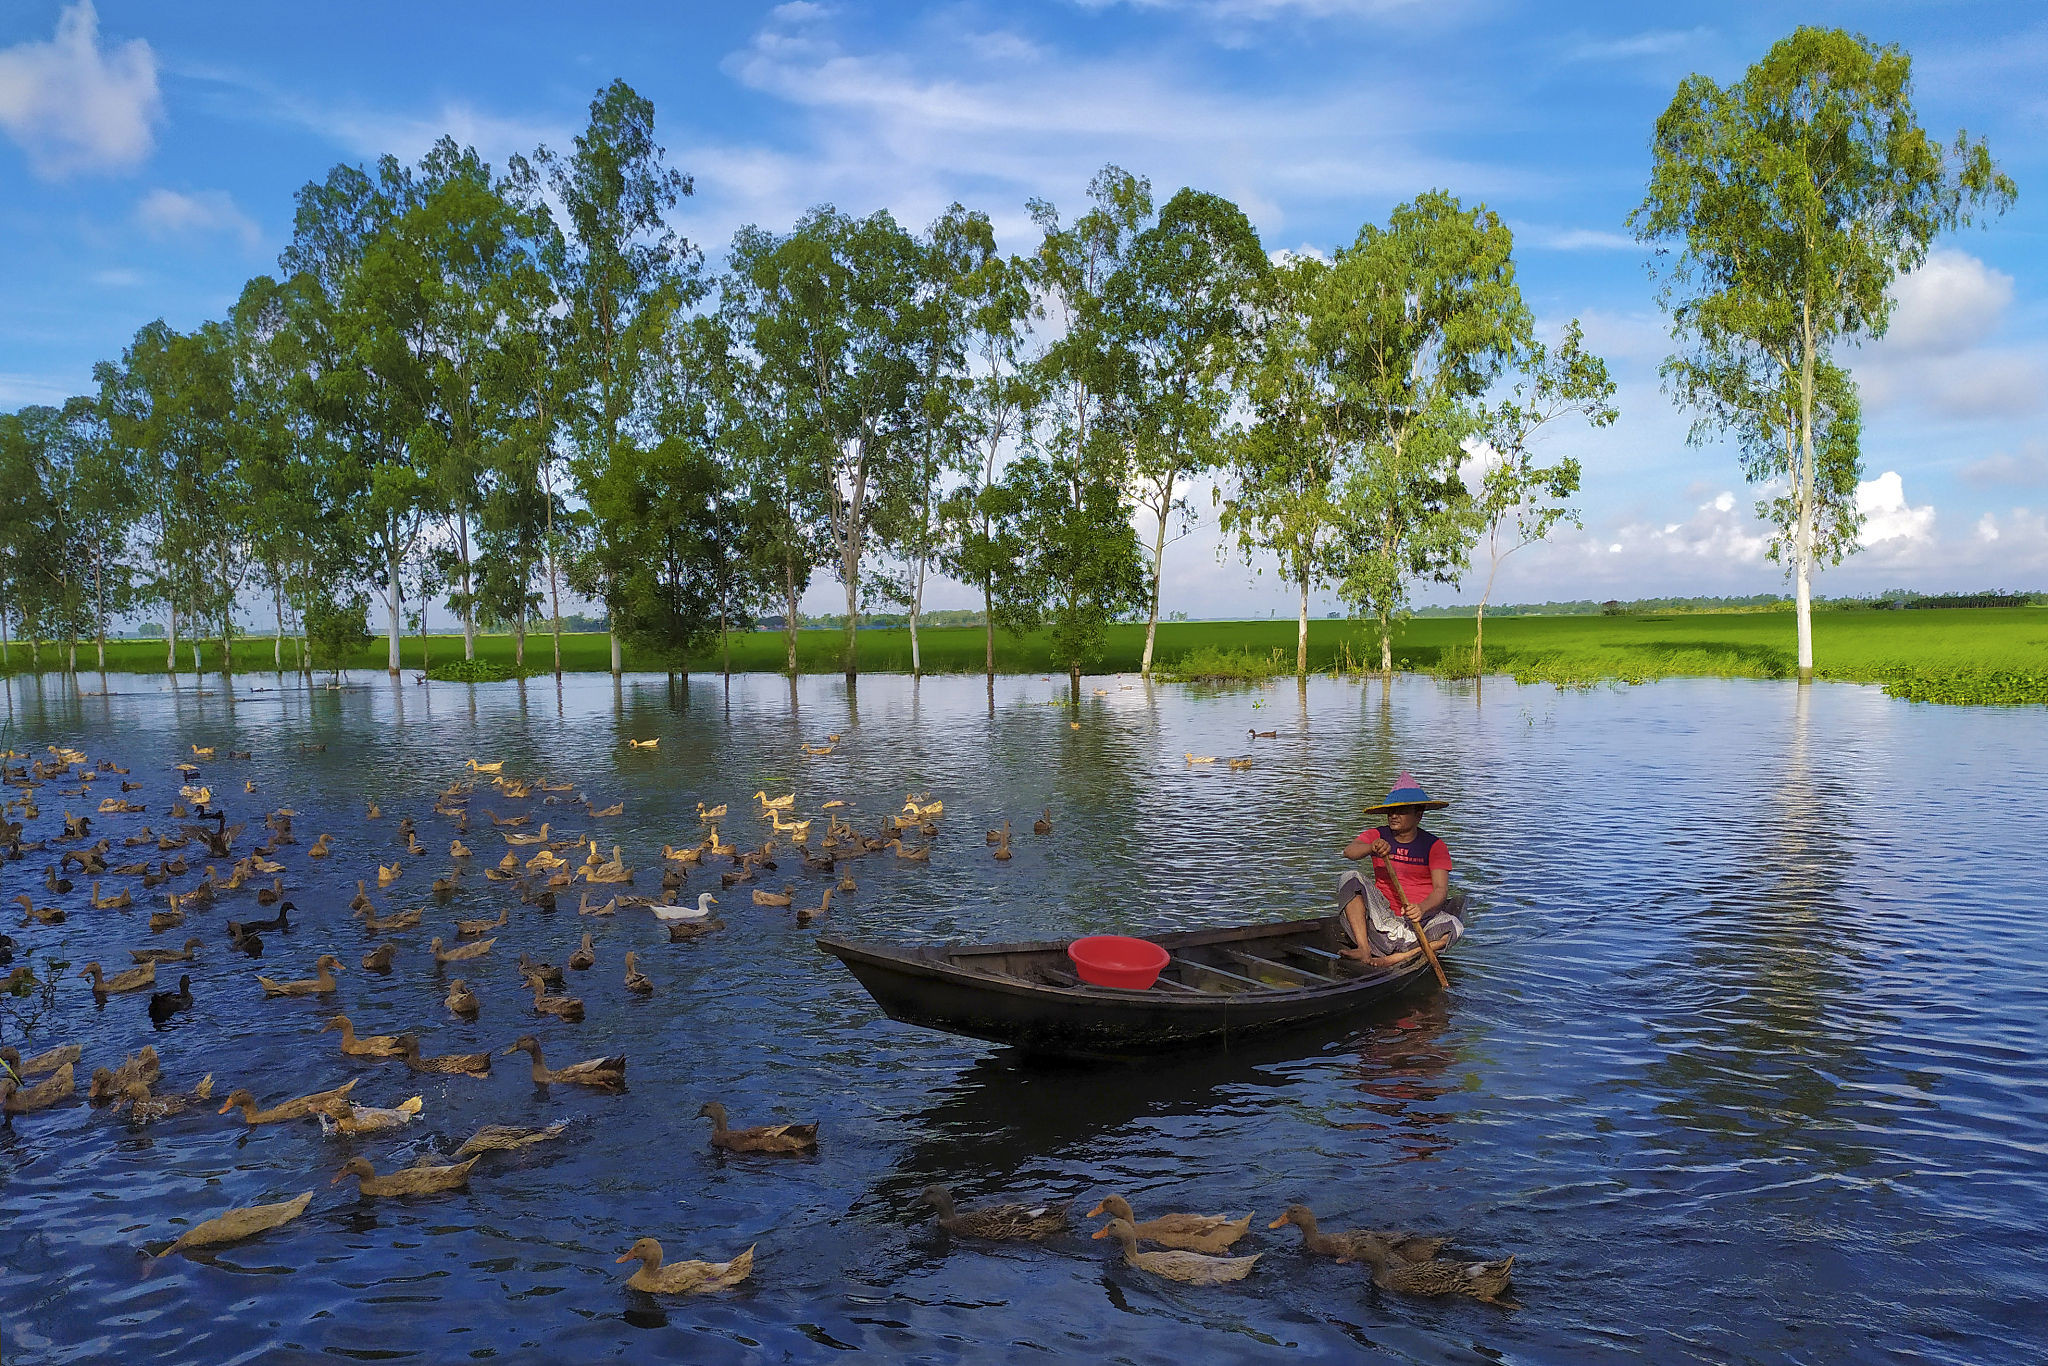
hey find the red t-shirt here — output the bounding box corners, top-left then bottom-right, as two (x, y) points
(1355, 826), (1452, 907)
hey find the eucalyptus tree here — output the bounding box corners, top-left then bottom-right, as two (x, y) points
(1319, 192), (1530, 677)
(536, 79), (695, 677)
(1220, 255), (1346, 678)
(1020, 167), (1154, 700)
(0, 408), (39, 667)
(1632, 26), (2013, 680)
(726, 206), (923, 683)
(1101, 187), (1268, 678)
(1467, 320), (1616, 671)
(0, 405), (81, 671)
(58, 396), (137, 672)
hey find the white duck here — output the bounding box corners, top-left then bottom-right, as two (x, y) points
(652, 892), (718, 925)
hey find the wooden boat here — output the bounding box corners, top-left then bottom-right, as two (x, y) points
(818, 899), (1464, 1060)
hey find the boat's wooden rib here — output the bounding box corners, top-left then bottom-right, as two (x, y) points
(1224, 948), (1333, 987)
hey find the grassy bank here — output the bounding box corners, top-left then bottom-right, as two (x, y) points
(5, 607), (2043, 702)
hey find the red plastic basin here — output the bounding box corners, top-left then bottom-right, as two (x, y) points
(1067, 935), (1169, 990)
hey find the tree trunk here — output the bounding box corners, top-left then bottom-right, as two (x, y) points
(191, 638), (200, 673)
(219, 537), (235, 673)
(385, 542), (403, 676)
(1379, 606), (1393, 679)
(546, 551), (564, 680)
(982, 584), (995, 687)
(842, 563), (860, 685)
(1474, 602), (1486, 676)
(418, 603), (430, 675)
(1796, 299), (1817, 683)
(273, 585), (285, 671)
(93, 558), (106, 671)
(609, 628), (622, 677)
(1069, 664), (1081, 705)
(1, 604), (10, 666)
(1140, 477), (1173, 679)
(1296, 570), (1310, 678)
(166, 603), (178, 674)
(784, 563), (800, 677)
(514, 604), (526, 669)
(460, 517), (476, 661)
(720, 607), (731, 684)
(908, 557), (925, 678)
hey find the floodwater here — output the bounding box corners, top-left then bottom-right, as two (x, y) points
(0, 668), (2043, 1365)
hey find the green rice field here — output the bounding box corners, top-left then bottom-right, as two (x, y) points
(7, 607), (2044, 702)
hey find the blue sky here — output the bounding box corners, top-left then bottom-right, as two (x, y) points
(4, 0), (2045, 618)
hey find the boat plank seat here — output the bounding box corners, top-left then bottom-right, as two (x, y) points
(1223, 948), (1333, 987)
(1041, 964), (1205, 995)
(1168, 955), (1272, 993)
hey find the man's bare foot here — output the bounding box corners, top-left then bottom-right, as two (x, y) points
(1339, 946), (1372, 962)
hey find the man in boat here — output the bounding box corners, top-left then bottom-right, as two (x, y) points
(1337, 771), (1463, 967)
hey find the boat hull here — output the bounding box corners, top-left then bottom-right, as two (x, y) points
(817, 906), (1460, 1060)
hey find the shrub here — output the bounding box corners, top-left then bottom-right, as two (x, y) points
(1161, 645), (1285, 682)
(428, 657), (534, 683)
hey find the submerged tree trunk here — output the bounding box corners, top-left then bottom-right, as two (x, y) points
(784, 563), (801, 678)
(1474, 602), (1487, 677)
(460, 518), (476, 661)
(385, 542), (403, 676)
(1296, 570), (1310, 678)
(273, 585), (285, 671)
(514, 603), (527, 670)
(908, 557), (926, 678)
(1378, 606), (1393, 679)
(842, 570), (860, 685)
(1069, 664), (1081, 705)
(609, 627), (622, 677)
(982, 584), (995, 688)
(166, 603), (178, 675)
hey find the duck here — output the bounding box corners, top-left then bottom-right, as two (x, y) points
(1350, 1237), (1516, 1302)
(81, 959), (157, 995)
(754, 791), (795, 812)
(794, 887), (834, 926)
(151, 1191), (313, 1261)
(567, 933), (596, 972)
(516, 953), (565, 988)
(668, 917), (726, 942)
(319, 1095), (425, 1137)
(431, 936), (496, 964)
(504, 822), (550, 847)
(361, 907), (422, 933)
(17, 895), (65, 926)
(130, 936), (202, 964)
(365, 802), (381, 820)
(394, 1034), (491, 1077)
(503, 1036), (626, 1090)
(237, 900), (293, 934)
(191, 744), (215, 760)
(652, 892), (717, 925)
(117, 1073), (215, 1122)
(322, 1015), (407, 1058)
(718, 865), (755, 890)
(626, 737), (658, 750)
(662, 843), (704, 865)
(0, 1062), (75, 1113)
(449, 838), (471, 858)
(455, 907), (507, 936)
(1033, 808), (1053, 836)
(430, 874), (461, 901)
(695, 802), (727, 824)
(452, 1120), (570, 1157)
(894, 843), (930, 863)
(523, 975), (585, 1022)
(696, 1100), (817, 1154)
(752, 885), (794, 907)
(147, 975), (194, 1023)
(377, 861), (403, 887)
(1185, 752), (1216, 765)
(984, 820), (1011, 845)
(88, 1047), (161, 1104)
(1087, 1195), (1254, 1253)
(90, 880), (132, 909)
(445, 978), (479, 1018)
(349, 881), (374, 913)
(585, 800), (624, 819)
(0, 1043), (79, 1077)
(616, 1239), (754, 1294)
(992, 840), (1012, 862)
(1265, 1205), (1446, 1264)
(361, 942), (398, 973)
(257, 954), (343, 997)
(921, 1185), (1070, 1241)
(217, 1078), (358, 1124)
(465, 758), (504, 774)
(43, 867), (72, 894)
(577, 892), (617, 917)
(622, 951), (654, 995)
(307, 833), (333, 858)
(1093, 1218), (1261, 1285)
(333, 1154), (477, 1198)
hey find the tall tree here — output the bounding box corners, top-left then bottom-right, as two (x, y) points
(538, 80), (694, 677)
(1632, 26), (2013, 680)
(1467, 319), (1616, 672)
(1319, 192), (1530, 675)
(1220, 253), (1346, 678)
(1102, 187), (1268, 678)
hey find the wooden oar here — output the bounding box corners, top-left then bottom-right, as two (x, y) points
(1375, 851), (1449, 989)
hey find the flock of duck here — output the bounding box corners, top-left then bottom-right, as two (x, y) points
(0, 736), (1515, 1307)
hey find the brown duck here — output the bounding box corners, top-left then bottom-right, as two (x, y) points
(322, 1015), (407, 1058)
(503, 1036), (626, 1090)
(622, 951), (654, 995)
(567, 933), (595, 971)
(1087, 1195), (1253, 1253)
(445, 978), (480, 1019)
(152, 1191), (313, 1261)
(431, 936), (495, 964)
(257, 954), (343, 996)
(1266, 1205), (1445, 1264)
(1, 1062), (75, 1113)
(0, 1042), (80, 1077)
(523, 974), (584, 1022)
(80, 959), (157, 995)
(130, 936), (202, 964)
(1351, 1236), (1516, 1303)
(921, 1184), (1069, 1240)
(217, 1078), (358, 1124)
(453, 1121), (569, 1157)
(361, 942), (398, 973)
(394, 1034), (491, 1077)
(616, 1238), (755, 1294)
(332, 1155), (477, 1197)
(697, 1100), (817, 1154)
(88, 1046), (161, 1104)
(1093, 1218), (1260, 1285)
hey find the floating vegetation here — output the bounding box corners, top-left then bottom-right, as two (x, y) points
(1878, 668), (2048, 707)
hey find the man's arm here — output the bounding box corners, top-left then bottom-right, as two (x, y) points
(1341, 835), (1388, 861)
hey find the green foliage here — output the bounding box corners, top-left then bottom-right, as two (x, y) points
(426, 656), (538, 683)
(1879, 669), (2048, 705)
(1159, 644), (1287, 682)
(304, 591), (372, 672)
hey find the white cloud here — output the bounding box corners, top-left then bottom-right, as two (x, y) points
(1566, 27), (1713, 62)
(90, 266), (143, 287)
(0, 1), (160, 177)
(135, 188), (261, 249)
(1883, 248), (2013, 355)
(1854, 471), (1936, 568)
(1856, 251), (2043, 418)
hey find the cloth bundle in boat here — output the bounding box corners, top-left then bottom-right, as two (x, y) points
(1336, 872), (1464, 957)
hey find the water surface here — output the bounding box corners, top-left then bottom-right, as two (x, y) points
(1, 669), (2042, 1364)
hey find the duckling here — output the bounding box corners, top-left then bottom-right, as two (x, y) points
(319, 1095), (424, 1137)
(1093, 1218), (1260, 1284)
(752, 885), (794, 907)
(696, 1100), (816, 1154)
(431, 936), (496, 965)
(1351, 1237), (1516, 1303)
(1033, 808), (1052, 836)
(1087, 1195), (1253, 1253)
(454, 907), (507, 936)
(794, 886), (834, 926)
(0, 1062), (75, 1113)
(921, 1185), (1070, 1241)
(615, 1239), (754, 1294)
(150, 1190), (313, 1261)
(504, 1035), (626, 1090)
(332, 1154), (476, 1198)
(444, 977), (479, 1018)
(394, 1034), (491, 1077)
(322, 1015), (406, 1058)
(256, 953), (343, 997)
(523, 975), (584, 1022)
(80, 959), (157, 995)
(1265, 1205), (1446, 1264)
(1185, 752), (1216, 765)
(216, 1078), (358, 1125)
(130, 936), (202, 965)
(147, 974), (194, 1023)
(622, 951), (654, 995)
(361, 942), (398, 973)
(452, 1121), (569, 1157)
